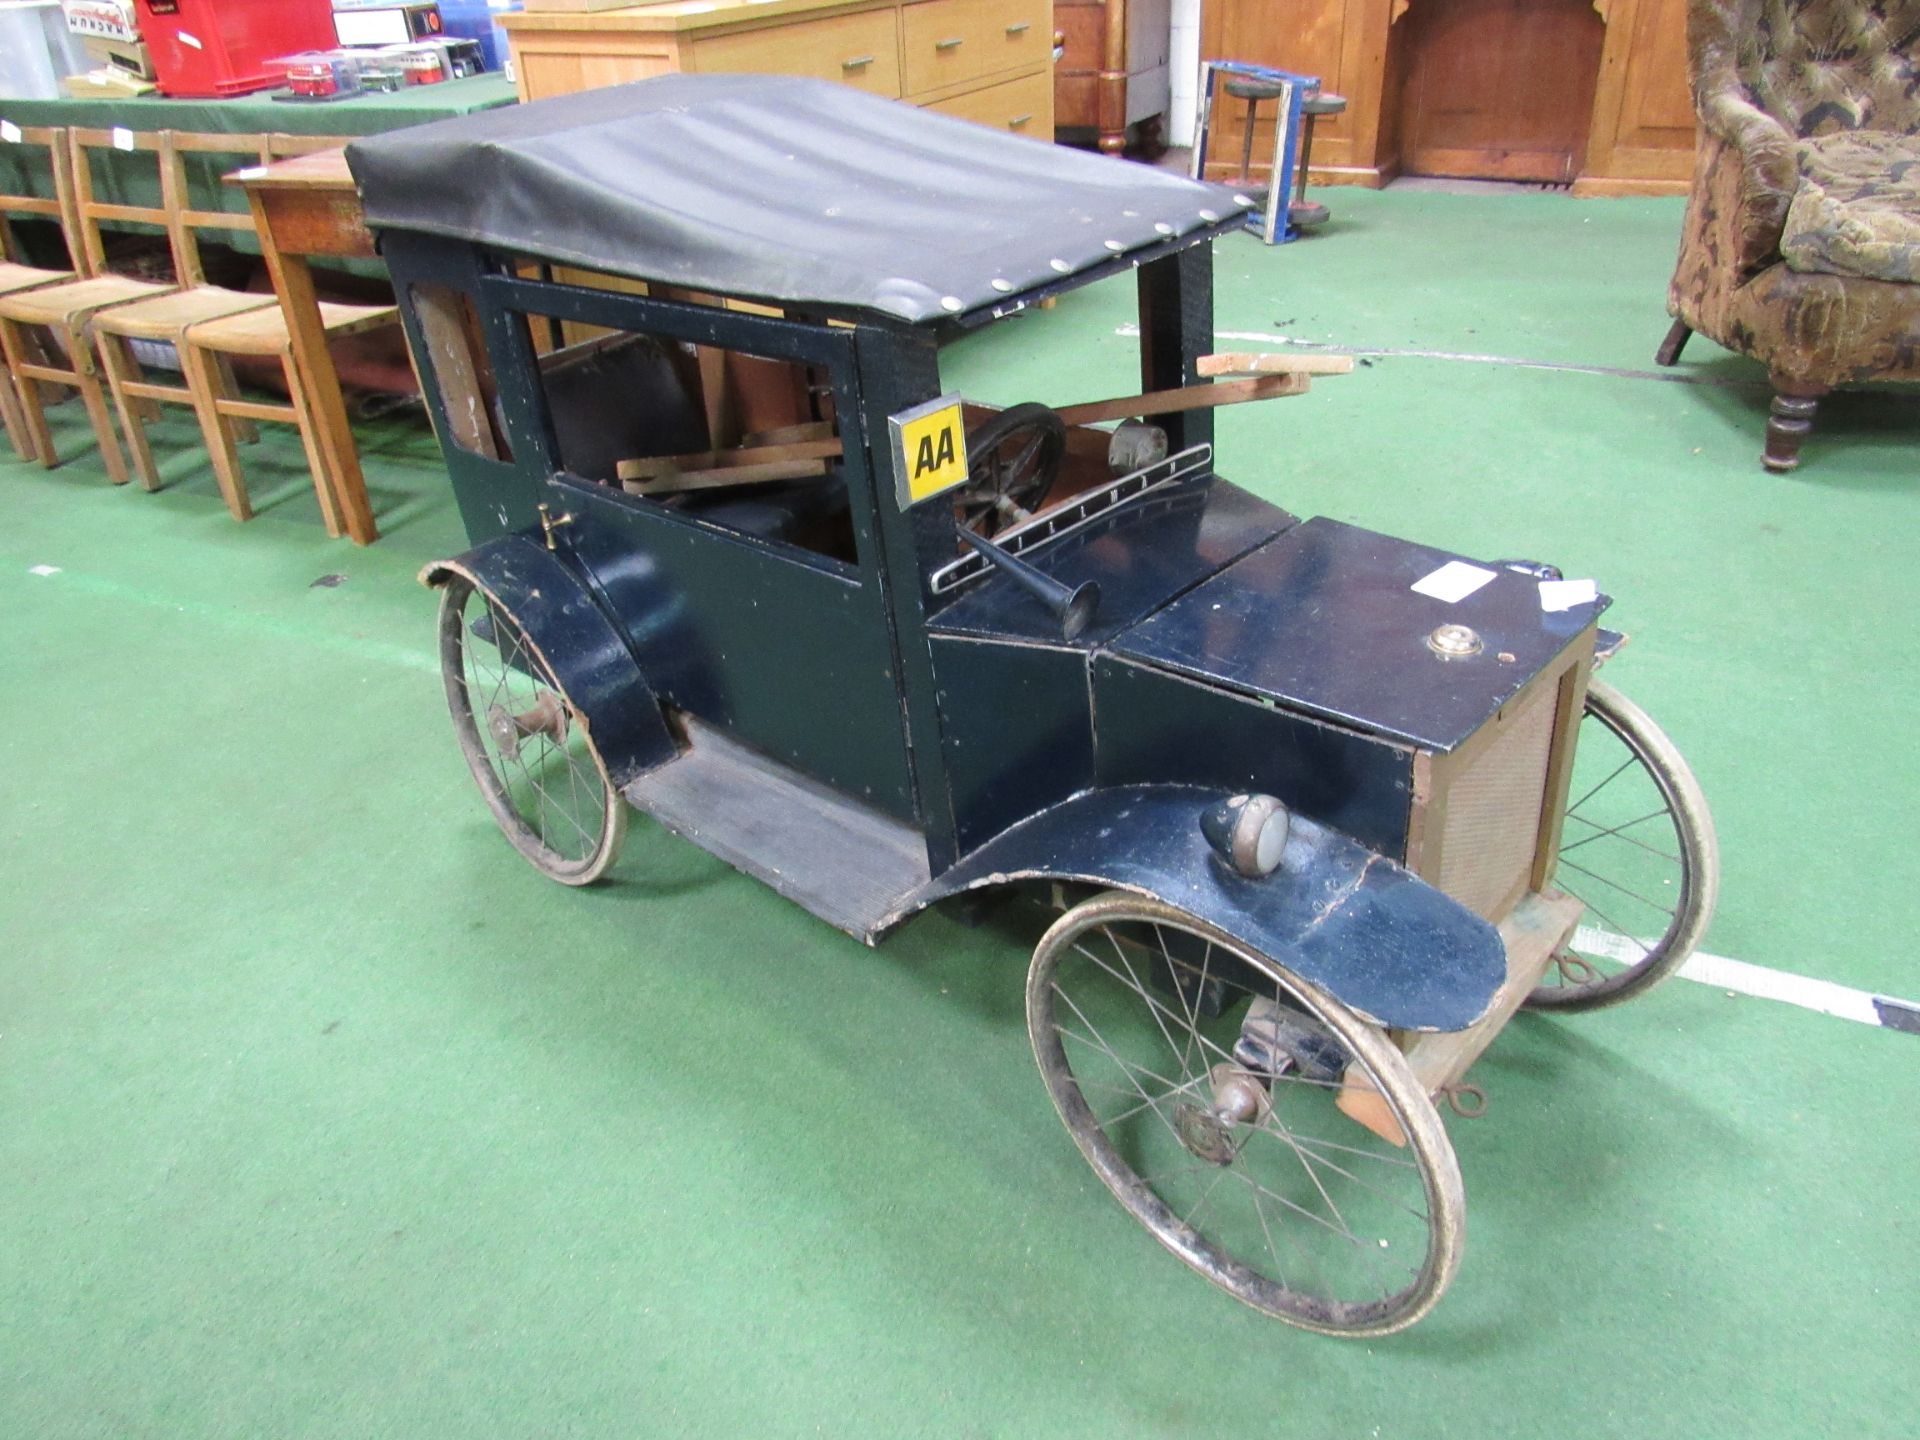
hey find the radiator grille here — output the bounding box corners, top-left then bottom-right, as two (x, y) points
(1434, 683), (1559, 921)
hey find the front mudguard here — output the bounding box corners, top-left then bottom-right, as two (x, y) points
(888, 785), (1507, 1033)
(421, 534), (678, 788)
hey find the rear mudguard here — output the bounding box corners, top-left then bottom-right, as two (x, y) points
(421, 535), (678, 788)
(884, 785), (1507, 1033)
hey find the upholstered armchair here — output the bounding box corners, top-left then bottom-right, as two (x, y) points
(1658, 0), (1919, 470)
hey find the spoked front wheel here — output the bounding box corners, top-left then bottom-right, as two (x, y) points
(437, 575), (627, 885)
(1527, 680), (1718, 1011)
(1027, 892), (1464, 1336)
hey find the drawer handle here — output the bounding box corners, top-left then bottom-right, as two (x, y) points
(1005, 21), (1030, 34)
(842, 54), (875, 69)
(1009, 113), (1034, 128)
(935, 36), (964, 50)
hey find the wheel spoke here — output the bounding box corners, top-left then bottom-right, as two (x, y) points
(1250, 1121), (1430, 1219)
(1034, 902), (1452, 1330)
(1557, 857), (1680, 917)
(1182, 1164), (1236, 1233)
(1097, 933), (1187, 1076)
(445, 581), (614, 878)
(1565, 753), (1636, 815)
(1561, 807), (1680, 861)
(1068, 936), (1246, 1081)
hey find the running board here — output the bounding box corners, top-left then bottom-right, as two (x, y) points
(623, 719), (931, 943)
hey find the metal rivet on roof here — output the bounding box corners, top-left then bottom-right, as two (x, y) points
(1198, 209), (1221, 222)
(940, 295), (964, 313)
(1154, 222), (1174, 235)
(990, 279), (1014, 293)
(1103, 239), (1125, 252)
(1049, 258), (1071, 273)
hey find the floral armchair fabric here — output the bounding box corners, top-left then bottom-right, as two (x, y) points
(1661, 0), (1920, 470)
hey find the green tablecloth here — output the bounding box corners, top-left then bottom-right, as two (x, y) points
(0, 74), (517, 244)
(0, 72), (517, 137)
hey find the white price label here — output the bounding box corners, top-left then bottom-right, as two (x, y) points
(0, 121), (20, 144)
(111, 127), (135, 152)
(1411, 561), (1497, 605)
(1539, 578), (1598, 613)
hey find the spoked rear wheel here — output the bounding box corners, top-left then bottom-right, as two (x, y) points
(1027, 892), (1464, 1336)
(437, 575), (627, 885)
(1527, 680), (1718, 1011)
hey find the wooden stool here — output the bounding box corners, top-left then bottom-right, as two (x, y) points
(1220, 75), (1346, 231)
(1289, 92), (1347, 228)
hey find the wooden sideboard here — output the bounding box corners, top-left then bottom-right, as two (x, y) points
(1196, 0), (1693, 196)
(501, 0), (1055, 139)
(1053, 0), (1171, 153)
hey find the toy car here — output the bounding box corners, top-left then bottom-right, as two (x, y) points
(347, 75), (1718, 1336)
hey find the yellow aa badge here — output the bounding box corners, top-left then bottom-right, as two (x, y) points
(888, 394), (969, 508)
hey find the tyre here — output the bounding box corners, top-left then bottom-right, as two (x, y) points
(1526, 680), (1718, 1011)
(1027, 891), (1465, 1336)
(437, 575), (627, 885)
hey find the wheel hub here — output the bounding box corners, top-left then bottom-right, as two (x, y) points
(486, 690), (568, 760)
(1174, 1063), (1272, 1165)
(1174, 1102), (1239, 1166)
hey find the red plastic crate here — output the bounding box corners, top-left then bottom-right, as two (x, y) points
(136, 0), (338, 98)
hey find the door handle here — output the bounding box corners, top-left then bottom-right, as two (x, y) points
(935, 37), (964, 50)
(842, 54), (874, 69)
(1005, 21), (1030, 34)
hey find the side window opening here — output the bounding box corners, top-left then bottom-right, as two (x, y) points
(522, 310), (858, 568)
(410, 282), (512, 462)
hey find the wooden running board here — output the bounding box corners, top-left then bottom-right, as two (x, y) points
(623, 718), (931, 943)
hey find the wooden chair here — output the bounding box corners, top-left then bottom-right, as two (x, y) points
(0, 128), (181, 484)
(174, 131), (399, 527)
(0, 125), (82, 461)
(89, 132), (284, 494)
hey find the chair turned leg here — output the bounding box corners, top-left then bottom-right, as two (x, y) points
(1655, 318), (1691, 367)
(1764, 387), (1823, 473)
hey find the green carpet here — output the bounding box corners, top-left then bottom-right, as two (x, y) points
(2, 185), (1915, 1439)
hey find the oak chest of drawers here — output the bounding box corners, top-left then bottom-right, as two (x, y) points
(503, 0), (1055, 139)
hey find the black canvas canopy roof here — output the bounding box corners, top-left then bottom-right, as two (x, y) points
(346, 74), (1250, 325)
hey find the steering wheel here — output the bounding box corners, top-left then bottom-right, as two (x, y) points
(956, 403), (1066, 538)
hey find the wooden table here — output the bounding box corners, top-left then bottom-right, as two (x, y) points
(227, 149), (381, 546)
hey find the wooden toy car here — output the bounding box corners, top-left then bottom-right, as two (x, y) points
(348, 76), (1718, 1336)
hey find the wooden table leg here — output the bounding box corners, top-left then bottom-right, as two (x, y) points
(247, 191), (377, 544)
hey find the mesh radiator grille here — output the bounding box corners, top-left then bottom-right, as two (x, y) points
(1434, 682), (1560, 921)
